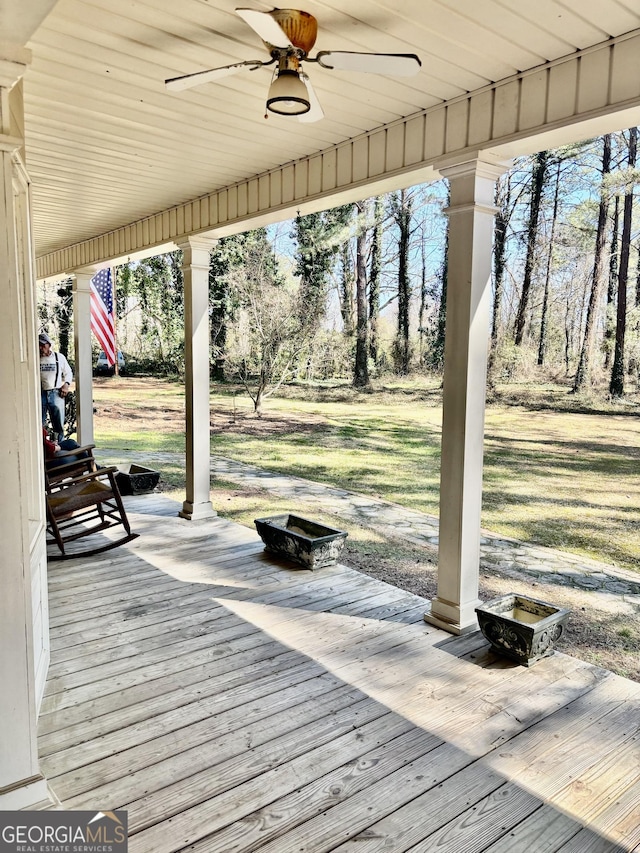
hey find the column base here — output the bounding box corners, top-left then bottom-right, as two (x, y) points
(0, 775), (56, 810)
(178, 500), (217, 521)
(423, 597), (481, 636)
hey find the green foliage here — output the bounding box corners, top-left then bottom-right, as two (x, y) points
(491, 339), (539, 382)
(292, 205), (354, 323)
(303, 330), (353, 380)
(54, 279), (73, 360)
(37, 278), (74, 363)
(116, 252), (185, 375)
(209, 231), (280, 380)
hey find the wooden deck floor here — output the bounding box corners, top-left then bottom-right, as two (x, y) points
(40, 494), (640, 853)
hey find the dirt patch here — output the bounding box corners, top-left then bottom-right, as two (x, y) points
(210, 409), (326, 437)
(94, 377), (326, 439)
(98, 404), (186, 429)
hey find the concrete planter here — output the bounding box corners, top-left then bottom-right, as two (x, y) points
(115, 463), (160, 496)
(254, 514), (347, 570)
(475, 593), (570, 666)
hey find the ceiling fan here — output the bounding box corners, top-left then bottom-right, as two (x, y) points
(165, 7), (421, 122)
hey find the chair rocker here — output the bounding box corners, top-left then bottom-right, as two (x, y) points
(45, 449), (138, 559)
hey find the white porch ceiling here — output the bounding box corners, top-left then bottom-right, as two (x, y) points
(23, 0), (640, 258)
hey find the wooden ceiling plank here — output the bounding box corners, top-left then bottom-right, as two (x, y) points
(441, 0), (578, 58)
(558, 0), (640, 35)
(303, 0), (536, 75)
(499, 0), (610, 47)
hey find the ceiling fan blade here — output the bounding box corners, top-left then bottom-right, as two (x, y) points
(298, 73), (324, 123)
(165, 60), (263, 92)
(236, 8), (292, 48)
(316, 51), (421, 77)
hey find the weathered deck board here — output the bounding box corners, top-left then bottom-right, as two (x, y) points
(40, 494), (640, 853)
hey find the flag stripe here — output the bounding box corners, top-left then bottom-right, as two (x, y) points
(90, 269), (116, 365)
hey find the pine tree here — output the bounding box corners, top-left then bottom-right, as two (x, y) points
(610, 127), (638, 397)
(573, 134), (612, 391)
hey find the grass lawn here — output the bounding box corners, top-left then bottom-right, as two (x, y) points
(92, 375), (640, 574)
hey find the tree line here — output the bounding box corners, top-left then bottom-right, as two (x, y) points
(39, 127), (640, 411)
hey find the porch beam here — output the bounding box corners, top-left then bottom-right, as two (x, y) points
(177, 237), (217, 522)
(425, 156), (509, 635)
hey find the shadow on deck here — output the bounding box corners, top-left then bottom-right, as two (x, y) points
(40, 494), (640, 852)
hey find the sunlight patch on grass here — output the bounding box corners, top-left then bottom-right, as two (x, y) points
(94, 430), (186, 453)
(94, 377), (640, 573)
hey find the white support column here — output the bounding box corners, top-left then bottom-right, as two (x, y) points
(425, 157), (508, 636)
(177, 237), (217, 521)
(73, 271), (95, 446)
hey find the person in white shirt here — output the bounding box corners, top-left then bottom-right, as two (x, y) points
(39, 332), (74, 443)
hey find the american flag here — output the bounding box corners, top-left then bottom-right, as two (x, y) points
(90, 269), (116, 366)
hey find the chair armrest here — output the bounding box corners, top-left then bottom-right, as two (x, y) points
(64, 466), (118, 484)
(46, 466), (119, 493)
(51, 443), (96, 459)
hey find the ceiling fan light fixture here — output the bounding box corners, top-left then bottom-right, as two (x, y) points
(266, 68), (310, 115)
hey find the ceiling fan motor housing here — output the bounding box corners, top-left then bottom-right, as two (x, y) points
(266, 9), (318, 54)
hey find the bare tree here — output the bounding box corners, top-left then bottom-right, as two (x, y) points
(224, 231), (317, 414)
(429, 184), (450, 373)
(514, 151), (551, 345)
(390, 188), (413, 374)
(368, 196), (384, 365)
(537, 160), (563, 366)
(573, 134), (612, 391)
(610, 126), (638, 397)
(604, 194), (620, 370)
(418, 225), (428, 363)
(353, 200), (371, 387)
(487, 176), (512, 386)
(339, 240), (355, 337)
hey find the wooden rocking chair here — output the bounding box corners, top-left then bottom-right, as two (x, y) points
(45, 446), (139, 560)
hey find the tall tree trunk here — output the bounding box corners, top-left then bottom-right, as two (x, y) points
(354, 201), (370, 387)
(564, 294), (572, 374)
(629, 244), (640, 379)
(514, 151), (550, 345)
(610, 127), (637, 397)
(369, 196), (383, 364)
(396, 188), (412, 374)
(339, 241), (354, 336)
(488, 176), (511, 387)
(431, 187), (450, 372)
(573, 134), (612, 391)
(538, 160), (562, 366)
(604, 194), (620, 370)
(418, 232), (427, 363)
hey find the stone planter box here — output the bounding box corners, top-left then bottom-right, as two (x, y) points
(115, 463), (160, 496)
(475, 593), (570, 666)
(254, 514), (347, 570)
